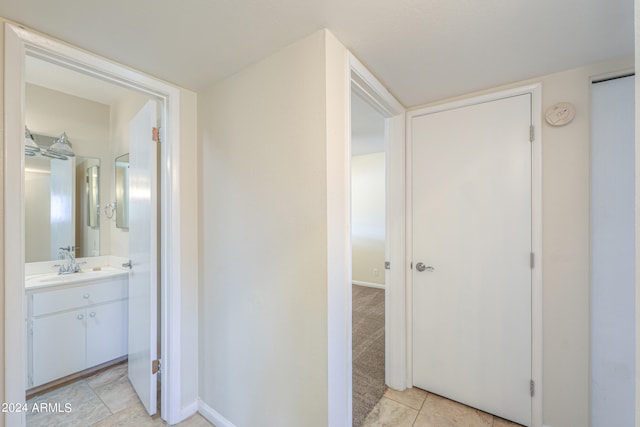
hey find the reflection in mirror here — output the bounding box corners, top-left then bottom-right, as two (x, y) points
(87, 165), (100, 228)
(25, 154), (74, 262)
(115, 153), (129, 229)
(24, 150), (101, 262)
(76, 158), (101, 257)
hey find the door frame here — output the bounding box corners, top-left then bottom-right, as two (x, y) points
(348, 54), (407, 392)
(4, 23), (184, 425)
(405, 84), (543, 426)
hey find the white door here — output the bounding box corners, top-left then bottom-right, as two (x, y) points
(128, 100), (159, 416)
(411, 94), (532, 426)
(590, 75), (635, 427)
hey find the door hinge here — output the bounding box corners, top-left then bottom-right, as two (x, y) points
(385, 261), (391, 270)
(410, 261), (413, 270)
(152, 359), (161, 374)
(152, 127), (160, 143)
(529, 125), (534, 142)
(530, 253), (534, 269)
(530, 379), (535, 397)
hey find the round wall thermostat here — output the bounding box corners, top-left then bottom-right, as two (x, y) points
(545, 102), (576, 126)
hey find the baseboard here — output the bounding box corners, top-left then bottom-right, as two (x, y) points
(179, 400), (198, 422)
(198, 399), (236, 427)
(352, 280), (385, 289)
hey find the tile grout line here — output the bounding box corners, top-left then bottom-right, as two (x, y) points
(91, 382), (116, 426)
(411, 391), (428, 427)
(86, 366), (132, 426)
(382, 389), (428, 412)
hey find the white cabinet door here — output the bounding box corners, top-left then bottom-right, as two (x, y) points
(87, 300), (128, 367)
(32, 309), (86, 387)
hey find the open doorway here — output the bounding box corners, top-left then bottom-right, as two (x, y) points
(347, 54), (406, 426)
(351, 88), (388, 426)
(4, 24), (185, 426)
(22, 55), (162, 425)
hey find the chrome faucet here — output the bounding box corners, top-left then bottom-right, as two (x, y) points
(56, 246), (82, 275)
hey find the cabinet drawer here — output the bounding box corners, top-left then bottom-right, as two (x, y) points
(32, 278), (127, 316)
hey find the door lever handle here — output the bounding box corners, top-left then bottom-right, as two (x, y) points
(415, 262), (434, 272)
(122, 260), (132, 269)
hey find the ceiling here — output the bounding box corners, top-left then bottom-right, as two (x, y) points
(0, 0), (634, 107)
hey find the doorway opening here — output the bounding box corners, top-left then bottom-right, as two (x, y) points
(4, 23), (184, 426)
(346, 54), (406, 426)
(350, 87), (388, 426)
(23, 52), (161, 426)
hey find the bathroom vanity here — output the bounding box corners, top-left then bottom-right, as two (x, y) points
(25, 266), (128, 389)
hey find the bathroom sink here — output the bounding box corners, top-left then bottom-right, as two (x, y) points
(25, 266), (128, 289)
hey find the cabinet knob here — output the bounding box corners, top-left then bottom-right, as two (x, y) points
(89, 312), (96, 318)
(77, 314), (84, 320)
(83, 293), (90, 299)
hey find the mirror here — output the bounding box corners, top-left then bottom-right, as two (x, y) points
(115, 153), (130, 229)
(24, 145), (101, 262)
(25, 153), (75, 262)
(86, 165), (100, 228)
(87, 165), (100, 227)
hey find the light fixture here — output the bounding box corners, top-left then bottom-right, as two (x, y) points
(24, 126), (40, 156)
(42, 132), (75, 160)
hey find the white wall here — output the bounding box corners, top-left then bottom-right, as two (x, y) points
(351, 152), (385, 286)
(178, 88), (199, 412)
(411, 55), (634, 427)
(198, 30), (350, 427)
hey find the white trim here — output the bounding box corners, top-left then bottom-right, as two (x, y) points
(405, 83), (543, 427)
(350, 55), (404, 114)
(530, 84), (544, 427)
(180, 400), (199, 421)
(4, 23), (185, 425)
(198, 399), (236, 427)
(352, 280), (386, 289)
(348, 53), (407, 394)
(4, 24), (27, 427)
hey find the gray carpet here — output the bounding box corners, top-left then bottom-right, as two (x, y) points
(352, 285), (386, 427)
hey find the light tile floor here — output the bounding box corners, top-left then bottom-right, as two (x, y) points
(363, 387), (524, 427)
(27, 362), (524, 427)
(27, 362), (214, 427)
